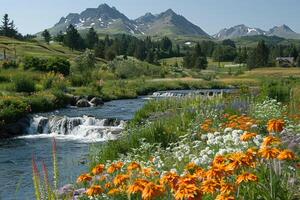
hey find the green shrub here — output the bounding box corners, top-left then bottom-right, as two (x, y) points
(0, 97), (29, 124)
(2, 60), (18, 69)
(23, 56), (70, 76)
(23, 56), (47, 71)
(13, 76), (36, 93)
(46, 57), (70, 76)
(41, 72), (67, 91)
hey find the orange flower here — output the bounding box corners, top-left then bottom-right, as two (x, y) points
(240, 132), (257, 141)
(201, 179), (219, 194)
(216, 194), (235, 200)
(142, 182), (165, 200)
(127, 162), (141, 171)
(175, 184), (201, 200)
(107, 162), (123, 174)
(77, 173), (92, 183)
(267, 119), (285, 133)
(213, 155), (226, 166)
(236, 172), (258, 185)
(220, 180), (235, 195)
(128, 179), (149, 194)
(277, 149), (296, 160)
(86, 185), (104, 197)
(262, 136), (281, 147)
(161, 172), (180, 189)
(259, 147), (280, 159)
(186, 162), (199, 171)
(113, 174), (130, 186)
(105, 183), (112, 189)
(108, 188), (121, 196)
(142, 167), (154, 177)
(92, 164), (105, 175)
(195, 168), (206, 179)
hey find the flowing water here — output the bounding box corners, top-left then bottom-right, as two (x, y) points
(0, 89), (234, 200)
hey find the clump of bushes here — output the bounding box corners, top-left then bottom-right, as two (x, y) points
(23, 56), (70, 76)
(13, 75), (36, 93)
(41, 72), (67, 91)
(0, 97), (30, 124)
(2, 60), (19, 69)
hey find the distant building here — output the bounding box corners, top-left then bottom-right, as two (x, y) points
(276, 57), (295, 67)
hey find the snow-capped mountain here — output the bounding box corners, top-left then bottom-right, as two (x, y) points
(47, 4), (209, 37)
(48, 4), (142, 35)
(213, 24), (266, 40)
(214, 24), (300, 40)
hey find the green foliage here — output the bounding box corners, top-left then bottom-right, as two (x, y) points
(212, 45), (237, 62)
(63, 24), (85, 50)
(2, 60), (18, 69)
(112, 59), (164, 79)
(0, 97), (29, 124)
(23, 56), (70, 75)
(260, 79), (293, 102)
(0, 14), (19, 38)
(23, 56), (47, 71)
(247, 40), (270, 69)
(42, 29), (51, 44)
(297, 54), (300, 67)
(85, 27), (99, 49)
(13, 75), (36, 93)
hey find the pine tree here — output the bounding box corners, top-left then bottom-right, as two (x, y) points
(0, 14), (18, 38)
(54, 31), (64, 42)
(183, 50), (193, 68)
(85, 27), (98, 49)
(63, 24), (85, 50)
(296, 54), (300, 67)
(146, 49), (155, 64)
(255, 40), (269, 67)
(42, 29), (51, 44)
(247, 49), (257, 70)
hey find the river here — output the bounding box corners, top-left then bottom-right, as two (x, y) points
(0, 89), (233, 200)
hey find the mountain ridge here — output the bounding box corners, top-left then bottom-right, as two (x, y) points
(47, 4), (209, 38)
(214, 24), (300, 40)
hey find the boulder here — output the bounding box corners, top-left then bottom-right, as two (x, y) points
(90, 97), (104, 106)
(76, 99), (91, 107)
(87, 95), (95, 101)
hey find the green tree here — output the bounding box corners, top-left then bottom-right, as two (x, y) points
(0, 14), (18, 37)
(42, 29), (51, 44)
(183, 50), (193, 68)
(247, 49), (257, 70)
(255, 40), (269, 67)
(296, 54), (300, 67)
(54, 31), (64, 43)
(160, 36), (172, 52)
(74, 49), (95, 73)
(85, 27), (99, 49)
(146, 49), (155, 64)
(194, 56), (208, 70)
(63, 24), (85, 50)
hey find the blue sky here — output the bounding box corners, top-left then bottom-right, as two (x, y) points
(1, 0), (300, 35)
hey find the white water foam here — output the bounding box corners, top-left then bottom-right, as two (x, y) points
(18, 115), (126, 142)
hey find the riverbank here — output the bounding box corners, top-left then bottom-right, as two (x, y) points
(65, 95), (300, 200)
(0, 78), (241, 139)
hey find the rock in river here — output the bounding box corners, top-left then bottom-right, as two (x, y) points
(90, 97), (104, 106)
(76, 99), (91, 107)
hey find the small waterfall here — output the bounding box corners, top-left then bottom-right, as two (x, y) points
(151, 89), (230, 98)
(25, 115), (125, 141)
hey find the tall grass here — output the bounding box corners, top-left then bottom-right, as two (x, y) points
(32, 138), (59, 200)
